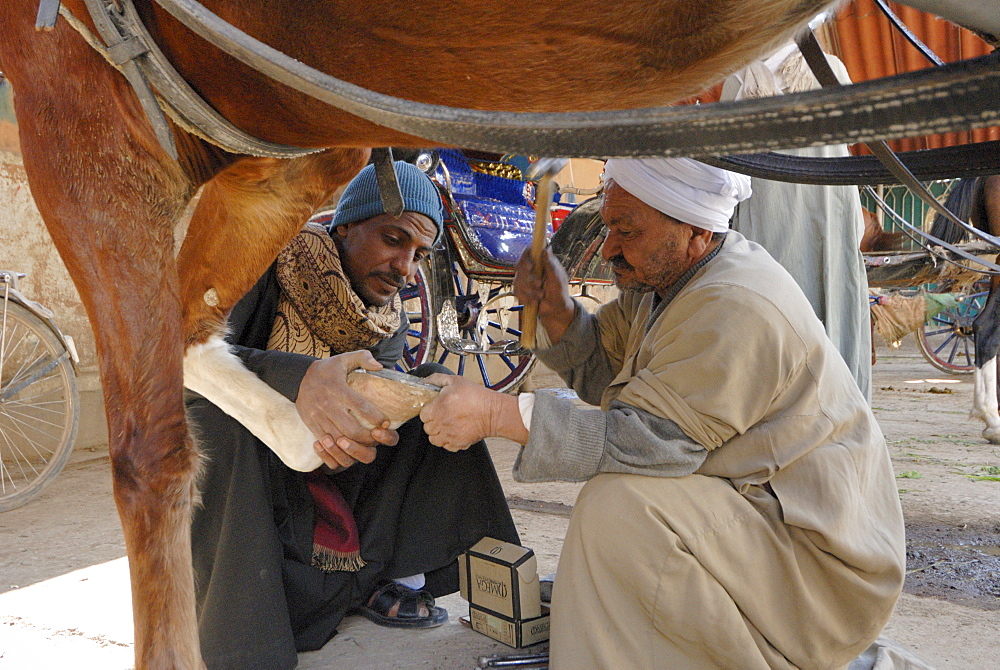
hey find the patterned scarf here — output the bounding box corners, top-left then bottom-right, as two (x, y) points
(269, 221), (402, 573)
(269, 222), (401, 356)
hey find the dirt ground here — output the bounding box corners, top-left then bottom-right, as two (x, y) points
(1, 336), (999, 668)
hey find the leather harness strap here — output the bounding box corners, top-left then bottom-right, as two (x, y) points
(145, 0), (1000, 159)
(796, 28), (1000, 273)
(873, 0), (945, 67)
(39, 0), (1000, 173)
(863, 185), (1000, 275)
(701, 141), (1000, 186)
(67, 0), (320, 159)
(35, 0), (60, 30)
(371, 148), (405, 218)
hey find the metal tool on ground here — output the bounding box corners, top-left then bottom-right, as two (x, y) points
(521, 158), (568, 348)
(476, 651), (550, 668)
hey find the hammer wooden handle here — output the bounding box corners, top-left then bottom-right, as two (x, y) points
(521, 175), (554, 349)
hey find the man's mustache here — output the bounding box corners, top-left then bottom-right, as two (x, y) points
(609, 255), (633, 271)
(372, 272), (406, 289)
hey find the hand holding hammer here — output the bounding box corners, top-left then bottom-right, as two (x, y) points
(520, 158), (567, 349)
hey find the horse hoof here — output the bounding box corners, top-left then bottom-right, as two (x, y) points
(982, 427), (1000, 444)
(264, 404), (325, 472)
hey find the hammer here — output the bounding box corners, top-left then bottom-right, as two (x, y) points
(521, 158), (568, 349)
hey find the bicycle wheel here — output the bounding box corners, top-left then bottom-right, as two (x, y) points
(916, 291), (986, 375)
(0, 301), (80, 511)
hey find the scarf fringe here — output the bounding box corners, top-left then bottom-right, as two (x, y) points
(311, 545), (367, 573)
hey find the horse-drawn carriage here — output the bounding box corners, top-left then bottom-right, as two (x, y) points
(867, 242), (995, 372)
(306, 148), (613, 392)
(864, 174), (1000, 374)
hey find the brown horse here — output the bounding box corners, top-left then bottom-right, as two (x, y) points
(860, 208), (906, 253)
(0, 0), (936, 666)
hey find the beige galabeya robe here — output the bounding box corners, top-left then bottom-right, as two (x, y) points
(552, 232), (905, 669)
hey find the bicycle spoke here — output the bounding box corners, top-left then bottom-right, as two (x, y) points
(1, 331), (40, 387)
(0, 425), (37, 489)
(3, 403), (67, 434)
(6, 398), (69, 414)
(1, 404), (60, 454)
(0, 409), (48, 479)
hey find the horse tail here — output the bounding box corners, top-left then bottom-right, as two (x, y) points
(929, 177), (984, 244)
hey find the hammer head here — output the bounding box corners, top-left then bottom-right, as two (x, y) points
(525, 157), (568, 181)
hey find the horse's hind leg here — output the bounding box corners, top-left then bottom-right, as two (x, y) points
(176, 149), (367, 469)
(972, 177), (1000, 443)
(972, 273), (1000, 444)
(1, 18), (203, 668)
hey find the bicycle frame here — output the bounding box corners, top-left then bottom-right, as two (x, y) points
(0, 271), (80, 373)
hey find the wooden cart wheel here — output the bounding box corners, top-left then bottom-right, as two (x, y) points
(435, 263), (536, 393)
(916, 290), (987, 375)
(396, 257), (535, 392)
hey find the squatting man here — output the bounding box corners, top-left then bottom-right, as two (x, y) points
(419, 157), (906, 669)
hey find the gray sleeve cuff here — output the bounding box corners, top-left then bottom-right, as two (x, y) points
(601, 400), (707, 476)
(533, 301), (601, 372)
(514, 390), (607, 483)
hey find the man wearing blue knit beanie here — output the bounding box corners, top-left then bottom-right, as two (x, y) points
(187, 158), (518, 669)
(330, 160), (443, 307)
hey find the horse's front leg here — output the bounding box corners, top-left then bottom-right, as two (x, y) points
(177, 149), (368, 469)
(5, 44), (204, 670)
(972, 181), (1000, 443)
(971, 360), (1000, 443)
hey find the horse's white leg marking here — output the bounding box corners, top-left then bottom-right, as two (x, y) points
(183, 335), (322, 471)
(971, 357), (1000, 444)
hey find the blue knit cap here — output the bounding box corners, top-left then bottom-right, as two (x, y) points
(331, 161), (444, 243)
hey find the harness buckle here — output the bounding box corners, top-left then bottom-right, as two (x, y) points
(106, 36), (150, 65)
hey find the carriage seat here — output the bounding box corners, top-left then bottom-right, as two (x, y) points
(437, 149), (553, 267)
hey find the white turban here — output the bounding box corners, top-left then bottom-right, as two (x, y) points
(602, 157), (753, 233)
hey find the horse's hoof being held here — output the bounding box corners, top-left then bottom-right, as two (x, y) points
(184, 336), (323, 471)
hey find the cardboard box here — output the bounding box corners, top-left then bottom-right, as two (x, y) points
(458, 537), (549, 648)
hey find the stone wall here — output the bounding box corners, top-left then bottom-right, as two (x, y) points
(0, 143), (108, 448)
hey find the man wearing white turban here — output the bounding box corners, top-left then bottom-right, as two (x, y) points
(419, 157), (905, 669)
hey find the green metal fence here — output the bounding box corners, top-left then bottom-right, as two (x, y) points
(860, 180), (955, 251)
